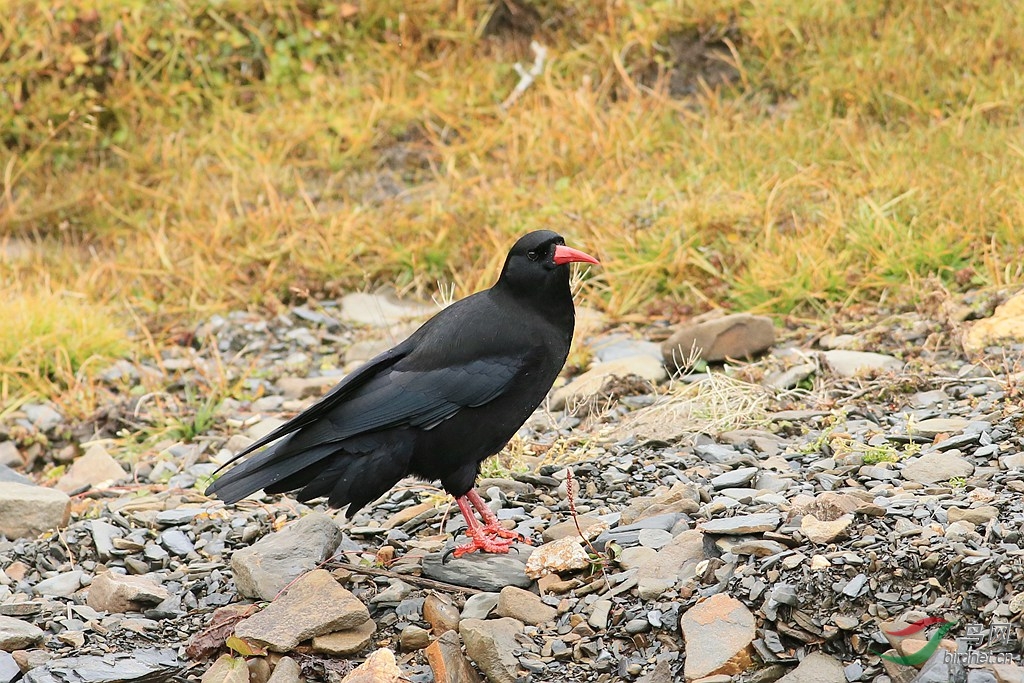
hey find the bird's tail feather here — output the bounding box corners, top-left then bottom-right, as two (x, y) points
(266, 445), (410, 518)
(204, 434), (338, 505)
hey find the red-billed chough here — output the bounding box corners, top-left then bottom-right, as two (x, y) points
(205, 230), (599, 556)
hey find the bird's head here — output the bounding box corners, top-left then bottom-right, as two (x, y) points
(497, 230), (599, 295)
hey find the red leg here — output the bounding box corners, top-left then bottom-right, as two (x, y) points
(449, 489), (530, 558)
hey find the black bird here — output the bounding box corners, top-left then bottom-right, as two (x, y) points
(206, 230), (599, 556)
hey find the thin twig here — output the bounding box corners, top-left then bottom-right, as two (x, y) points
(501, 41), (548, 110)
(328, 560), (483, 595)
(565, 468), (610, 586)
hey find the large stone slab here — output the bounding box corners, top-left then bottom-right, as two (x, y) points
(0, 483), (70, 539)
(234, 569), (369, 652)
(230, 512), (344, 600)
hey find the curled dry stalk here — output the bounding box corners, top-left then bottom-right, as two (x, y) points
(564, 468), (611, 585)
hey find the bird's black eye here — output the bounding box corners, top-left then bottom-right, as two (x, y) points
(527, 250), (539, 261)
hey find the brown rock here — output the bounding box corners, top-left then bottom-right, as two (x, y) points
(247, 658), (272, 683)
(426, 630), (482, 683)
(662, 312), (775, 366)
(383, 501), (436, 529)
(460, 618), (523, 683)
(201, 655), (249, 683)
(992, 663), (1024, 683)
(87, 572), (170, 613)
(276, 376), (337, 400)
(636, 530), (707, 585)
(266, 656), (301, 683)
(340, 648), (402, 683)
(400, 625), (432, 651)
(793, 492), (862, 521)
(235, 569), (369, 652)
(524, 537), (591, 579)
(800, 514), (853, 544)
(680, 593), (755, 680)
(495, 586), (557, 626)
(423, 594), (460, 635)
(56, 444), (127, 493)
(541, 516), (607, 543)
(964, 290), (1024, 353)
(775, 652), (846, 682)
(947, 506), (999, 524)
(311, 619), (376, 656)
(0, 483), (71, 539)
(550, 355), (667, 411)
(620, 483), (701, 525)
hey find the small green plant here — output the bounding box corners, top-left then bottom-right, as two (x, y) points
(167, 388), (220, 442)
(862, 445), (900, 465)
(947, 476), (967, 489)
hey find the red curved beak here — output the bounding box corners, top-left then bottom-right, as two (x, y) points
(553, 244), (600, 266)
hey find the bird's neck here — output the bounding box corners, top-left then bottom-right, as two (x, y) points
(492, 279), (576, 333)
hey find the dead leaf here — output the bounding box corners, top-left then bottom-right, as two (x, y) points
(186, 604), (259, 660)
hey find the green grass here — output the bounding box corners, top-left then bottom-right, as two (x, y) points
(3, 0), (1024, 407)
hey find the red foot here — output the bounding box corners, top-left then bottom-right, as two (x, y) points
(449, 489), (533, 558)
(452, 525), (519, 557)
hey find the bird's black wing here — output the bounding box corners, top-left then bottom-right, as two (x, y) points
(205, 349), (526, 504)
(212, 344), (410, 472)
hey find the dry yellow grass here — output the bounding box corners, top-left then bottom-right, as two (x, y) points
(2, 0), (1023, 406)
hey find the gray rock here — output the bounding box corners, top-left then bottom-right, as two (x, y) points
(590, 334), (663, 363)
(701, 513), (781, 535)
(0, 652), (19, 683)
(23, 403), (63, 432)
(638, 528), (674, 549)
(460, 618), (524, 683)
(776, 652), (846, 682)
(340, 291), (434, 327)
(461, 593), (500, 620)
(23, 648), (182, 683)
(0, 483), (70, 539)
(90, 520), (120, 561)
(595, 513), (682, 550)
(0, 465), (32, 486)
(912, 417), (970, 437)
(230, 511), (343, 600)
(636, 660), (675, 683)
(34, 570), (84, 597)
(422, 546), (532, 591)
(0, 442), (21, 469)
(234, 569), (369, 652)
(901, 452), (974, 484)
(662, 312), (776, 365)
(711, 466), (759, 490)
(160, 528), (195, 556)
(0, 615), (44, 649)
(588, 599), (612, 630)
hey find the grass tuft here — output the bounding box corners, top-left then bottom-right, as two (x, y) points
(2, 0), (1023, 409)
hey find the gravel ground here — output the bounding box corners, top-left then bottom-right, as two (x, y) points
(1, 291), (1023, 683)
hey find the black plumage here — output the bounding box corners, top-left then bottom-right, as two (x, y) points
(205, 230), (598, 554)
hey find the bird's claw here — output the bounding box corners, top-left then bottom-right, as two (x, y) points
(447, 523), (529, 559)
